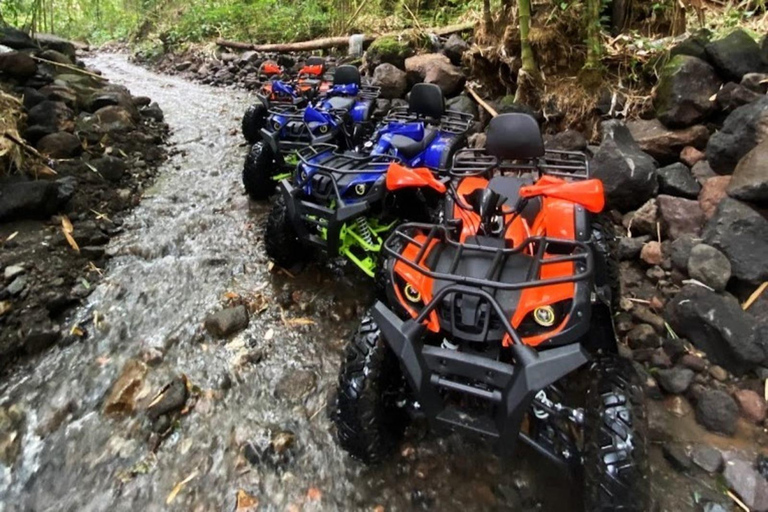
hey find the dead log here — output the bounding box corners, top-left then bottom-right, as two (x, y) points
(216, 21), (476, 53)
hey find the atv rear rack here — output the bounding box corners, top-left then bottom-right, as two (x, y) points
(383, 222), (593, 344)
(383, 106), (474, 135)
(358, 84), (381, 100)
(450, 148), (591, 180)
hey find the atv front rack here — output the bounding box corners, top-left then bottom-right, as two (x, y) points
(295, 143), (402, 180)
(383, 222), (593, 345)
(450, 148), (591, 180)
(383, 106), (474, 135)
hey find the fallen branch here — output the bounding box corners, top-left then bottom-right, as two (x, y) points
(31, 56), (107, 81)
(2, 132), (56, 175)
(216, 22), (475, 53)
(743, 281), (768, 311)
(465, 85), (498, 117)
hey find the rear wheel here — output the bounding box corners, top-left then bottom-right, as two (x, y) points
(243, 143), (277, 200)
(334, 314), (409, 464)
(265, 195), (307, 268)
(242, 103), (267, 144)
(582, 354), (650, 512)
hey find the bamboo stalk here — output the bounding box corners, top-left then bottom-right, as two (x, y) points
(31, 56), (107, 81)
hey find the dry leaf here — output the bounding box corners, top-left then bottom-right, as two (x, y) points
(166, 470), (199, 505)
(4, 231), (18, 242)
(70, 324), (84, 337)
(0, 301), (11, 316)
(306, 487), (322, 501)
(236, 489), (259, 511)
(61, 215), (80, 253)
(286, 317), (315, 327)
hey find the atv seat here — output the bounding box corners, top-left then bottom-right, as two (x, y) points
(391, 127), (438, 159)
(326, 96), (357, 111)
(486, 113), (544, 160)
(409, 83), (445, 119)
(333, 65), (361, 87)
(486, 175), (541, 225)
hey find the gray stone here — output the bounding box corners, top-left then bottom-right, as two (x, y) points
(703, 198), (768, 285)
(656, 367), (694, 394)
(654, 55), (720, 128)
(716, 82), (762, 114)
(6, 276), (27, 296)
(687, 243), (731, 291)
(204, 305), (249, 338)
(627, 118), (709, 164)
(706, 29), (768, 82)
(442, 34), (469, 65)
(627, 323), (660, 349)
(706, 96), (768, 175)
(36, 132), (82, 159)
(4, 265), (25, 281)
(91, 156), (127, 183)
(669, 233), (701, 270)
(723, 456), (768, 511)
(691, 445), (723, 473)
(741, 72), (768, 93)
(696, 389), (739, 435)
(404, 53), (463, 96)
(371, 63), (407, 99)
(657, 194), (705, 239)
(728, 140), (768, 204)
(618, 235), (649, 261)
(657, 162), (701, 198)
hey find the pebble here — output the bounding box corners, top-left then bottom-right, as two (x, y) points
(733, 389), (767, 424)
(6, 276), (27, 296)
(3, 265), (25, 281)
(691, 445), (723, 473)
(709, 365), (729, 382)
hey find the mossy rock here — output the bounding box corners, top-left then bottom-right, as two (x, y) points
(365, 36), (413, 70)
(654, 54), (720, 128)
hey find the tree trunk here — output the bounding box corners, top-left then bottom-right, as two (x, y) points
(483, 0), (493, 33)
(514, 0), (541, 105)
(584, 0), (602, 70)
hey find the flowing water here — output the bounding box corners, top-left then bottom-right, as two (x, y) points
(0, 54), (634, 512)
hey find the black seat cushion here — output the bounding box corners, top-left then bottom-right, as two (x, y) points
(486, 113), (544, 160)
(326, 96), (356, 111)
(486, 175), (542, 225)
(390, 127), (438, 159)
(333, 65), (361, 86)
(408, 83), (445, 119)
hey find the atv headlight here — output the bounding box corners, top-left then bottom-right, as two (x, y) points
(300, 169), (308, 181)
(318, 124), (329, 134)
(353, 183), (368, 196)
(403, 283), (421, 303)
(272, 121), (281, 131)
(533, 306), (556, 327)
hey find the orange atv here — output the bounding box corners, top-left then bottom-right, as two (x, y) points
(333, 114), (650, 511)
(242, 57), (332, 144)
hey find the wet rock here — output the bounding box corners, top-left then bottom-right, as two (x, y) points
(654, 55), (720, 128)
(680, 146), (706, 167)
(691, 445), (723, 473)
(40, 48), (72, 65)
(671, 30), (711, 61)
(657, 194), (705, 239)
(640, 241), (663, 266)
(680, 354), (707, 372)
(703, 198), (768, 285)
(140, 347), (164, 366)
(91, 155), (127, 182)
(716, 82), (762, 114)
(627, 323), (660, 349)
(35, 33), (76, 60)
(146, 376), (188, 420)
(657, 162), (701, 198)
(687, 244), (731, 291)
(706, 29), (767, 82)
(706, 96), (768, 174)
(728, 140), (768, 204)
(667, 285), (766, 374)
(38, 84), (78, 108)
(0, 404), (25, 466)
(0, 51), (37, 79)
(627, 198), (658, 235)
(274, 369), (316, 402)
(0, 179), (69, 221)
(24, 100), (75, 143)
(4, 265), (25, 281)
(24, 328), (60, 355)
(696, 389), (739, 435)
(592, 121), (658, 212)
(95, 105), (136, 132)
(627, 119), (709, 164)
(618, 235), (649, 260)
(36, 132), (82, 159)
(405, 53), (463, 96)
(140, 102), (164, 122)
(723, 455), (768, 511)
(372, 63), (407, 99)
(657, 367), (694, 394)
(442, 34), (469, 65)
(741, 72), (768, 93)
(663, 443), (692, 472)
(699, 176), (732, 219)
(666, 394), (693, 417)
(733, 389), (767, 424)
(104, 358), (148, 415)
(204, 305), (249, 338)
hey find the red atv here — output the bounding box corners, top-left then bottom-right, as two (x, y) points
(333, 114), (650, 511)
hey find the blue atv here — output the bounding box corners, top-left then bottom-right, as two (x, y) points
(242, 65), (379, 200)
(367, 83), (474, 171)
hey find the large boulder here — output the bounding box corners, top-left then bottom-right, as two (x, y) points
(365, 36), (413, 69)
(371, 63), (407, 99)
(666, 285), (766, 375)
(727, 140), (768, 204)
(0, 51), (37, 80)
(703, 197), (768, 285)
(405, 53), (463, 96)
(653, 55), (721, 128)
(705, 29), (767, 82)
(657, 194), (705, 239)
(0, 26), (38, 50)
(34, 33), (76, 61)
(24, 100), (75, 143)
(442, 34), (469, 66)
(670, 30), (711, 61)
(716, 82), (762, 114)
(626, 119), (708, 164)
(657, 162), (701, 198)
(591, 121), (658, 212)
(706, 96), (768, 174)
(36, 132), (82, 159)
(0, 178), (74, 221)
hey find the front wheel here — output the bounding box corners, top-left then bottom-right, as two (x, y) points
(242, 103), (267, 144)
(582, 355), (650, 512)
(265, 195), (307, 269)
(333, 314), (409, 464)
(243, 143), (277, 200)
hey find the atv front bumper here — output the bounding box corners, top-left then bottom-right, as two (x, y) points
(279, 179), (368, 254)
(371, 298), (590, 460)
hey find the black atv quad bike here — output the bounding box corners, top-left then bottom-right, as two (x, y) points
(332, 113), (650, 511)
